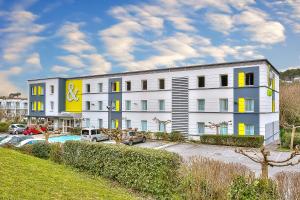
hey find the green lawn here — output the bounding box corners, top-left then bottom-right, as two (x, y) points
(0, 148), (139, 200)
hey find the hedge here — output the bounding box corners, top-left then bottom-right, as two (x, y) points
(200, 134), (264, 148)
(63, 141), (181, 197)
(281, 132), (300, 148)
(0, 122), (9, 132)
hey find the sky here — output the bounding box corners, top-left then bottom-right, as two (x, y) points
(0, 0), (300, 97)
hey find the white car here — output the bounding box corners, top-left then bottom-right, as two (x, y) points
(81, 128), (109, 142)
(0, 136), (16, 145)
(16, 139), (45, 147)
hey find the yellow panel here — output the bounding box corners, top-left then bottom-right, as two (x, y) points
(33, 101), (37, 111)
(115, 119), (119, 128)
(115, 100), (120, 111)
(33, 86), (37, 95)
(272, 79), (275, 90)
(238, 72), (245, 87)
(238, 98), (245, 113)
(37, 101), (40, 111)
(272, 100), (275, 112)
(116, 81), (120, 92)
(65, 79), (82, 113)
(238, 123), (245, 135)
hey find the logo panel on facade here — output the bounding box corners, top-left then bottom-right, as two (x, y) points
(65, 79), (82, 113)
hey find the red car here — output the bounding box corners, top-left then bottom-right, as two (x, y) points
(23, 126), (47, 135)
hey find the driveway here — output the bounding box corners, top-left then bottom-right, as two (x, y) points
(136, 141), (300, 177)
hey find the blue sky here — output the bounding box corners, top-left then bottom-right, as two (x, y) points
(0, 0), (300, 96)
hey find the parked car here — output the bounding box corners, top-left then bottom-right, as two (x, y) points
(23, 125), (47, 135)
(5, 136), (33, 146)
(16, 139), (45, 147)
(8, 124), (26, 134)
(0, 135), (8, 142)
(81, 128), (109, 142)
(0, 136), (18, 146)
(122, 131), (146, 146)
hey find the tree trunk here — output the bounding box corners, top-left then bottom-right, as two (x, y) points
(290, 125), (296, 150)
(261, 162), (268, 180)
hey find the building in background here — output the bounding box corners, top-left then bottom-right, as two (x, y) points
(0, 94), (28, 122)
(27, 59), (280, 144)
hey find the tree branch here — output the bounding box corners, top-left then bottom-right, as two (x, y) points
(235, 148), (262, 163)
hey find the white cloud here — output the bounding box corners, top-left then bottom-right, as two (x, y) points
(205, 13), (234, 34)
(0, 73), (21, 96)
(57, 55), (85, 68)
(51, 65), (71, 73)
(25, 52), (42, 70)
(57, 22), (95, 54)
(81, 54), (112, 74)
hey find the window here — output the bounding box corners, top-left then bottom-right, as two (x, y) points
(197, 122), (205, 135)
(31, 86), (35, 95)
(220, 75), (228, 87)
(50, 101), (54, 111)
(111, 119), (119, 128)
(198, 99), (205, 111)
(85, 118), (90, 128)
(245, 124), (255, 135)
(86, 101), (91, 110)
(141, 100), (147, 111)
(245, 73), (254, 86)
(220, 123), (228, 135)
(219, 99), (228, 112)
(31, 102), (35, 111)
(98, 119), (103, 128)
(126, 81), (131, 91)
(98, 83), (103, 92)
(245, 99), (254, 112)
(141, 120), (147, 131)
(159, 122), (166, 132)
(50, 85), (54, 94)
(198, 76), (205, 87)
(159, 79), (165, 89)
(98, 101), (103, 110)
(86, 84), (91, 93)
(125, 100), (131, 111)
(142, 80), (147, 90)
(40, 102), (44, 111)
(159, 100), (165, 111)
(112, 81), (120, 92)
(38, 86), (44, 95)
(126, 120), (131, 129)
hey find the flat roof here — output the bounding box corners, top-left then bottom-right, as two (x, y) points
(28, 59), (279, 82)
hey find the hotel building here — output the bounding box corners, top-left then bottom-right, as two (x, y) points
(27, 59), (280, 143)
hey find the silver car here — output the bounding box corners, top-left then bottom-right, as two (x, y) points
(8, 124), (26, 135)
(81, 128), (109, 142)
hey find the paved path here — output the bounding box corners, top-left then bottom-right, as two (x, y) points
(137, 141), (300, 177)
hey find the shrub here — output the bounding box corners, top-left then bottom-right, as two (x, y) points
(0, 122), (9, 132)
(18, 144), (33, 155)
(200, 134), (264, 148)
(275, 172), (300, 200)
(179, 156), (254, 200)
(229, 176), (278, 200)
(69, 127), (81, 135)
(49, 143), (64, 164)
(281, 132), (300, 148)
(31, 142), (50, 159)
(154, 132), (164, 140)
(169, 131), (184, 142)
(63, 141), (181, 197)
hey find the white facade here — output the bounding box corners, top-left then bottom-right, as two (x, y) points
(0, 98), (28, 120)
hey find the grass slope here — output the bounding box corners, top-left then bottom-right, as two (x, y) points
(0, 148), (138, 200)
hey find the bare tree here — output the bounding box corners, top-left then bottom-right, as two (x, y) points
(280, 83), (300, 150)
(101, 128), (130, 144)
(206, 121), (232, 135)
(235, 146), (300, 179)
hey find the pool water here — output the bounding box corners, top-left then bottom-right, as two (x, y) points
(49, 135), (81, 143)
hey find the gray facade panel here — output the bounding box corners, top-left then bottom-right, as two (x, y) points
(58, 78), (66, 112)
(29, 83), (46, 117)
(108, 78), (122, 129)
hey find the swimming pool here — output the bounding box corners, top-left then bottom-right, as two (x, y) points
(49, 135), (81, 143)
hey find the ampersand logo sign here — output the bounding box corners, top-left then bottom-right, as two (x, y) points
(66, 82), (79, 102)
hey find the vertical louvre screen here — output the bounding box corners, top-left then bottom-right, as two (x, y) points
(238, 123), (245, 135)
(172, 77), (189, 135)
(238, 98), (245, 113)
(238, 72), (245, 87)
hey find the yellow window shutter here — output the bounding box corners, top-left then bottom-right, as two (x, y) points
(116, 81), (120, 92)
(238, 72), (245, 87)
(238, 98), (245, 113)
(115, 100), (120, 111)
(272, 100), (275, 112)
(33, 101), (37, 111)
(33, 86), (37, 95)
(115, 119), (119, 128)
(238, 123), (245, 135)
(37, 101), (41, 111)
(38, 86), (40, 95)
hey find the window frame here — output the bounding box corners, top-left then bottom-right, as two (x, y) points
(98, 83), (103, 92)
(50, 101), (54, 111)
(197, 99), (205, 111)
(126, 81), (131, 91)
(198, 76), (205, 88)
(50, 85), (54, 94)
(86, 84), (91, 93)
(245, 99), (255, 112)
(159, 79), (165, 90)
(98, 101), (103, 111)
(126, 120), (131, 129)
(197, 122), (205, 135)
(141, 100), (147, 111)
(219, 98), (228, 112)
(141, 120), (147, 131)
(159, 121), (166, 132)
(141, 80), (147, 90)
(86, 101), (91, 111)
(98, 119), (103, 128)
(125, 100), (131, 111)
(159, 99), (165, 111)
(245, 72), (254, 86)
(220, 74), (228, 87)
(220, 123), (228, 135)
(245, 124), (255, 135)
